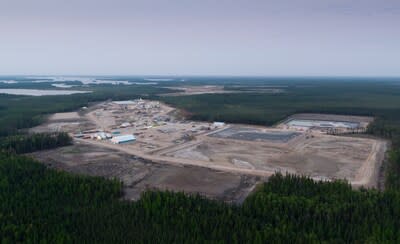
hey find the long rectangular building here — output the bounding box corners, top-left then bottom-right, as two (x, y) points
(111, 134), (136, 144)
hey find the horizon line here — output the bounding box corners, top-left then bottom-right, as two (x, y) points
(1, 74), (400, 79)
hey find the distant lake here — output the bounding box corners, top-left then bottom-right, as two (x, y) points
(0, 89), (91, 96)
(51, 83), (75, 88)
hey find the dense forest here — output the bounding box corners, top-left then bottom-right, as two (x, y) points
(161, 82), (400, 189)
(161, 82), (400, 126)
(1, 156), (400, 243)
(1, 80), (400, 242)
(0, 132), (72, 154)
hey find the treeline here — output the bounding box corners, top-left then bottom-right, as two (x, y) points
(0, 85), (172, 137)
(0, 153), (123, 243)
(1, 156), (400, 243)
(161, 84), (400, 126)
(161, 83), (400, 191)
(367, 118), (400, 189)
(0, 132), (72, 154)
(368, 118), (400, 147)
(1, 81), (400, 242)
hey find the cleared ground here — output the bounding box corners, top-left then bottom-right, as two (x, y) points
(161, 132), (386, 187)
(210, 126), (301, 143)
(285, 113), (374, 123)
(29, 99), (387, 202)
(49, 112), (81, 121)
(30, 111), (94, 134)
(30, 143), (260, 203)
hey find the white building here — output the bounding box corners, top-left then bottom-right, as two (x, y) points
(111, 135), (136, 144)
(213, 122), (225, 127)
(112, 100), (136, 105)
(95, 132), (107, 140)
(120, 122), (131, 128)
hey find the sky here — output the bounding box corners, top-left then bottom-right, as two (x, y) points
(0, 0), (399, 76)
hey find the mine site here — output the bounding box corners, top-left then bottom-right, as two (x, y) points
(30, 98), (387, 202)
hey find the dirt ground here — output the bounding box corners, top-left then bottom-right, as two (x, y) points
(30, 110), (95, 134)
(29, 99), (387, 200)
(285, 113), (374, 123)
(161, 132), (386, 187)
(49, 112), (81, 121)
(30, 143), (261, 203)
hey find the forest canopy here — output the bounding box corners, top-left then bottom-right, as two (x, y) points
(1, 80), (400, 242)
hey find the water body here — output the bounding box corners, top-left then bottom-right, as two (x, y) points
(31, 76), (130, 85)
(0, 89), (91, 96)
(51, 83), (75, 88)
(0, 80), (18, 84)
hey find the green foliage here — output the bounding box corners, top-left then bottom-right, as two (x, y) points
(1, 156), (400, 243)
(0, 132), (72, 154)
(2, 80), (400, 242)
(385, 150), (400, 191)
(0, 153), (122, 243)
(161, 82), (400, 190)
(161, 83), (400, 125)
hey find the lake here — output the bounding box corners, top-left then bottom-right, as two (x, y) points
(0, 89), (91, 96)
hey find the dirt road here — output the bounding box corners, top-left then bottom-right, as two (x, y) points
(77, 100), (386, 188)
(352, 140), (387, 187)
(75, 138), (337, 182)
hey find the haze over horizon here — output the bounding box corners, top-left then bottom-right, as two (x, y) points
(1, 0), (399, 76)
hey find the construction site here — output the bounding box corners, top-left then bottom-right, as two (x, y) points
(30, 99), (387, 201)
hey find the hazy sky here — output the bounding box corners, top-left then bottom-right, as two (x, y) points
(0, 0), (399, 76)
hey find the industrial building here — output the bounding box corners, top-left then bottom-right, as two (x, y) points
(112, 100), (136, 105)
(111, 134), (136, 144)
(286, 119), (360, 130)
(94, 132), (111, 140)
(213, 122), (225, 127)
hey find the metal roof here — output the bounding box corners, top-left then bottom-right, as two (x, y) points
(111, 134), (136, 143)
